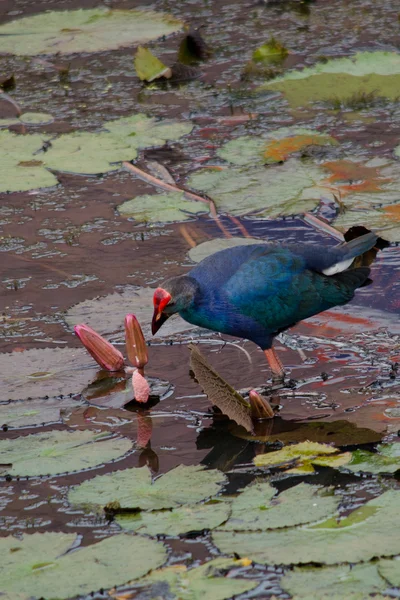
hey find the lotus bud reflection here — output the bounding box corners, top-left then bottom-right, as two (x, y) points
(74, 324), (125, 372)
(249, 389), (274, 420)
(132, 368), (151, 403)
(125, 313), (148, 374)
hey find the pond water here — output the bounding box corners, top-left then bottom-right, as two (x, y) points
(0, 0), (400, 598)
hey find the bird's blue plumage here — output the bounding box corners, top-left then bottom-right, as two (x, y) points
(178, 234), (376, 349)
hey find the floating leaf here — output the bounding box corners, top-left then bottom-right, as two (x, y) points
(68, 464), (227, 510)
(334, 206), (400, 243)
(0, 114), (192, 190)
(44, 114), (192, 175)
(343, 443), (400, 475)
(137, 558), (257, 600)
(188, 159), (325, 218)
(254, 441), (351, 474)
(213, 490), (400, 565)
(378, 557), (400, 587)
(280, 562), (387, 599)
(117, 501), (230, 536)
(0, 532), (166, 599)
(0, 429), (133, 477)
(0, 347), (100, 401)
(220, 483), (338, 531)
(259, 51), (400, 107)
(217, 128), (336, 167)
(19, 112), (54, 125)
(117, 191), (208, 223)
(189, 344), (254, 433)
(134, 46), (172, 82)
(0, 397), (83, 429)
(64, 285), (196, 341)
(0, 8), (183, 55)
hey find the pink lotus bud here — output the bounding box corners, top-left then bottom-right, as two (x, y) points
(249, 389), (274, 419)
(132, 368), (150, 403)
(125, 314), (148, 370)
(74, 324), (125, 372)
(136, 414), (153, 448)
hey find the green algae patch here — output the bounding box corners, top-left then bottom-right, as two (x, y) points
(213, 490), (400, 565)
(0, 8), (183, 55)
(117, 191), (208, 223)
(69, 464), (227, 510)
(259, 51), (400, 107)
(0, 532), (166, 599)
(0, 430), (133, 477)
(138, 558), (257, 600)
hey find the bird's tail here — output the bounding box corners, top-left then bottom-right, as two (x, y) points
(322, 232), (378, 275)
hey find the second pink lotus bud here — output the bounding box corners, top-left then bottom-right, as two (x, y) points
(125, 314), (148, 372)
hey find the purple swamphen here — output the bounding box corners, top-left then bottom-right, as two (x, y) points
(152, 232), (378, 381)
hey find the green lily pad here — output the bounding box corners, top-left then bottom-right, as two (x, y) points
(0, 114), (192, 191)
(138, 558), (257, 600)
(280, 562), (387, 599)
(117, 191), (208, 223)
(378, 557), (400, 587)
(117, 501), (230, 536)
(0, 429), (133, 477)
(213, 490), (400, 565)
(0, 8), (183, 55)
(253, 442), (351, 474)
(253, 37), (288, 63)
(188, 158), (324, 218)
(259, 51), (400, 107)
(134, 46), (172, 82)
(44, 114), (192, 175)
(217, 128), (337, 166)
(220, 483), (338, 531)
(0, 130), (58, 192)
(343, 443), (400, 475)
(0, 397), (83, 428)
(0, 532), (166, 600)
(68, 464), (227, 510)
(0, 347), (101, 401)
(19, 112), (54, 125)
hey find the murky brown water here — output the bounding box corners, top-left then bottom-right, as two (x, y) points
(1, 0), (400, 597)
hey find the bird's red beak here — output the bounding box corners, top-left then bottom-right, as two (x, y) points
(152, 288), (172, 335)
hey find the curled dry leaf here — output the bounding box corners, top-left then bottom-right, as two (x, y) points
(189, 344), (254, 433)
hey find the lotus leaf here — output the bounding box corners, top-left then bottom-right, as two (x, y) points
(378, 557), (400, 587)
(0, 397), (83, 428)
(259, 51), (400, 107)
(220, 482), (339, 531)
(68, 464), (227, 510)
(117, 501), (230, 536)
(137, 558), (258, 600)
(0, 8), (183, 55)
(253, 441), (351, 474)
(334, 207), (400, 242)
(0, 347), (101, 401)
(189, 237), (267, 263)
(0, 429), (133, 477)
(280, 562), (387, 599)
(134, 46), (171, 82)
(188, 159), (324, 218)
(117, 191), (208, 223)
(0, 532), (166, 599)
(343, 443), (400, 474)
(213, 490), (400, 565)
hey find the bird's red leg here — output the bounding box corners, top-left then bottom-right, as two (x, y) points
(264, 348), (285, 382)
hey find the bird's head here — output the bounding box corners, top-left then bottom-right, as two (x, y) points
(151, 275), (198, 335)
